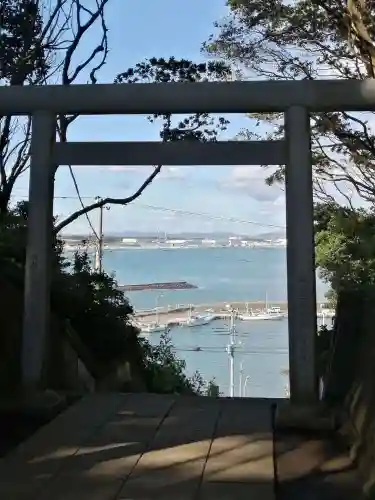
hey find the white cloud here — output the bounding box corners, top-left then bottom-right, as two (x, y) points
(72, 165), (190, 180)
(224, 165), (283, 202)
(161, 166), (190, 179)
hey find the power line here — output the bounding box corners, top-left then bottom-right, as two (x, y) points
(12, 192), (286, 229)
(52, 195), (285, 229)
(134, 203), (285, 229)
(12, 189), (100, 239)
(67, 166), (99, 241)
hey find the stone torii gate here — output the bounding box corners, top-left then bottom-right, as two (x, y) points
(2, 79), (374, 404)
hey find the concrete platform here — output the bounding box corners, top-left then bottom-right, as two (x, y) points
(274, 428), (364, 499)
(0, 394), (275, 500)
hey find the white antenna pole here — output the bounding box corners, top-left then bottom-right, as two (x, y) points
(94, 198), (109, 273)
(156, 293), (162, 325)
(227, 307), (236, 398)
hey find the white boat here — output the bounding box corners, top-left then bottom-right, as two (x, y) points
(185, 313), (215, 327)
(184, 305), (216, 327)
(239, 312), (284, 321)
(140, 293), (168, 333)
(140, 322), (168, 333)
(240, 294), (285, 321)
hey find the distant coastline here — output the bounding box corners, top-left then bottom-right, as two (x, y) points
(62, 233), (287, 252)
(63, 241), (287, 252)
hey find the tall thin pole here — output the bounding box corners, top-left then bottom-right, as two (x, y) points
(243, 376), (250, 397)
(155, 293), (162, 325)
(97, 204), (104, 273)
(239, 361), (244, 398)
(227, 308), (235, 398)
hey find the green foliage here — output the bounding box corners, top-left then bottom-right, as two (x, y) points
(324, 288), (337, 309)
(0, 202), (28, 267)
(54, 249), (140, 368)
(315, 202), (375, 292)
(206, 378), (220, 397)
(139, 331), (206, 395)
(0, 0), (47, 83)
(0, 202), (209, 395)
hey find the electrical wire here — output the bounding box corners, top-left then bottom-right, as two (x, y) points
(134, 203), (285, 229)
(12, 189), (100, 240)
(12, 190), (285, 230)
(28, 195), (284, 230)
(52, 196), (285, 229)
(66, 166), (100, 241)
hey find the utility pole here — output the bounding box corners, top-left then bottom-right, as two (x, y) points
(97, 204), (104, 273)
(94, 199), (110, 273)
(226, 307), (236, 398)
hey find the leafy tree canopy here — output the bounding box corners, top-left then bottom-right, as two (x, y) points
(204, 0), (375, 204)
(0, 0), (47, 83)
(0, 202), (211, 395)
(315, 202), (375, 291)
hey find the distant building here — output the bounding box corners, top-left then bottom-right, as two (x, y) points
(228, 236), (241, 247)
(240, 240), (252, 247)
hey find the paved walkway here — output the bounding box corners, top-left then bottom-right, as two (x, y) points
(275, 428), (364, 500)
(0, 394), (275, 500)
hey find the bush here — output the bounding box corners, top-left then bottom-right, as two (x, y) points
(0, 202), (210, 396)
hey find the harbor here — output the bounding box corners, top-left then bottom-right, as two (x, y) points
(99, 245), (329, 397)
(134, 299), (334, 332)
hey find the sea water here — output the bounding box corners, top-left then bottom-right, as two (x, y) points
(95, 246), (328, 397)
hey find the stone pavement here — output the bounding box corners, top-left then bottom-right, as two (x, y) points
(274, 428), (364, 500)
(0, 394), (275, 500)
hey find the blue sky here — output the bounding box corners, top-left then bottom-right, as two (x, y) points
(13, 0), (287, 236)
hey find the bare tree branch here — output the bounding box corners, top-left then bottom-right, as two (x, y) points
(54, 57), (231, 234)
(0, 0), (111, 214)
(54, 165), (162, 233)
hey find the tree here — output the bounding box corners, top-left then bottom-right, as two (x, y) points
(314, 201), (375, 292)
(0, 0), (110, 215)
(139, 331), (206, 395)
(204, 0), (375, 204)
(0, 206), (210, 395)
(206, 378), (220, 397)
(54, 57), (230, 233)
